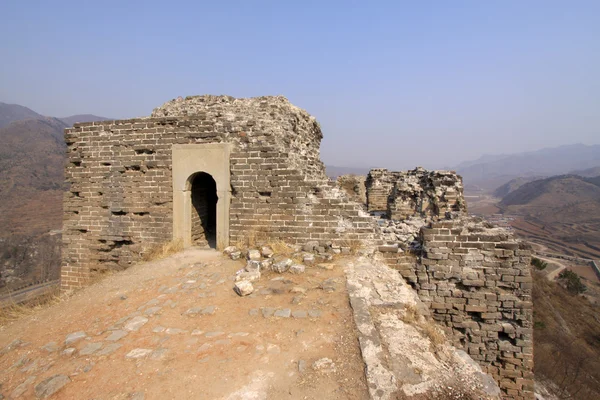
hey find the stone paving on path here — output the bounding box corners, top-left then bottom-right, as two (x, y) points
(0, 249), (368, 400)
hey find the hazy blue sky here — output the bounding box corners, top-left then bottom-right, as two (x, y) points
(1, 1), (599, 169)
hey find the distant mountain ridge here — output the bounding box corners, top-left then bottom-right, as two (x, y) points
(455, 144), (600, 191)
(0, 102), (44, 128)
(0, 102), (110, 237)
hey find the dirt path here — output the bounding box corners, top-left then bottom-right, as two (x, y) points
(0, 249), (368, 400)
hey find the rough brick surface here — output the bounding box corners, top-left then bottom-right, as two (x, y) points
(61, 95), (379, 290)
(382, 217), (534, 400)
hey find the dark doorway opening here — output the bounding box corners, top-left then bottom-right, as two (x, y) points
(190, 172), (218, 248)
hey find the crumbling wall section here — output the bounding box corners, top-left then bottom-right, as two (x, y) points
(366, 167), (466, 219)
(388, 168), (466, 220)
(365, 168), (400, 212)
(62, 96), (380, 290)
(336, 174), (367, 205)
(390, 218), (534, 400)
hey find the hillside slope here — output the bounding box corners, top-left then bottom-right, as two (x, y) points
(492, 176), (546, 198)
(0, 118), (68, 236)
(500, 175), (600, 223)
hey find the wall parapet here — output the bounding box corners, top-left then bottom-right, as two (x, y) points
(380, 217), (534, 400)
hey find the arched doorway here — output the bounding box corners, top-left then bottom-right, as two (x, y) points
(172, 143), (231, 250)
(190, 172), (218, 248)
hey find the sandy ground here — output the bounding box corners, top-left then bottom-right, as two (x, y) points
(0, 249), (368, 400)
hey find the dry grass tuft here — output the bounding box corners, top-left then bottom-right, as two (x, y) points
(142, 239), (184, 262)
(421, 321), (446, 349)
(401, 304), (419, 324)
(341, 239), (363, 255)
(268, 239), (295, 257)
(0, 288), (63, 326)
(234, 231), (258, 253)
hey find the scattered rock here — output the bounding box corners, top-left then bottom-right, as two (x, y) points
(291, 296), (303, 305)
(290, 286), (307, 294)
(11, 376), (35, 398)
(272, 258), (292, 273)
(317, 263), (335, 271)
(144, 306), (162, 316)
(248, 308), (259, 316)
(150, 348), (168, 360)
(62, 348), (76, 357)
(65, 331), (87, 346)
(79, 342), (103, 356)
(97, 343), (121, 356)
(303, 254), (315, 265)
(152, 326), (165, 333)
(312, 358), (336, 373)
(234, 280), (254, 296)
(247, 249), (261, 261)
(223, 246), (238, 255)
(244, 260), (261, 272)
(303, 241), (319, 252)
(41, 342), (59, 353)
(261, 307), (276, 317)
(289, 264), (305, 274)
(34, 374), (71, 399)
(235, 271), (261, 282)
(125, 349), (153, 359)
(230, 251), (242, 260)
(1, 339), (23, 355)
(165, 328), (187, 335)
(292, 310), (307, 319)
(201, 305), (216, 315)
(308, 309), (322, 318)
(205, 331), (224, 338)
(191, 330), (204, 336)
(124, 316), (148, 332)
(106, 330), (128, 342)
(261, 246), (274, 258)
(274, 309), (291, 318)
(259, 259), (273, 271)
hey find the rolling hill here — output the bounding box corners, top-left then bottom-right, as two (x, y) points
(500, 175), (600, 223)
(456, 144), (600, 191)
(0, 102), (110, 237)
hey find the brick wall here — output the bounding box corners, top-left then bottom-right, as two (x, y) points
(385, 218), (534, 399)
(61, 96), (380, 290)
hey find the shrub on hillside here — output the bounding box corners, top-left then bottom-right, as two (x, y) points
(531, 257), (548, 270)
(558, 269), (586, 294)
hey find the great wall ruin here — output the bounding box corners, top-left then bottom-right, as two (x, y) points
(60, 95), (534, 399)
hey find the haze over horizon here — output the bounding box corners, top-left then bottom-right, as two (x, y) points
(1, 1), (599, 170)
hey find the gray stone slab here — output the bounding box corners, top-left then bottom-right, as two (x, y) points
(105, 330), (128, 342)
(97, 343), (122, 356)
(65, 331), (87, 345)
(79, 342), (103, 356)
(292, 310), (307, 319)
(274, 309), (291, 318)
(124, 316), (148, 332)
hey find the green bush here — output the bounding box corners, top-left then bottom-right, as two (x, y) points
(531, 257), (548, 270)
(558, 269), (586, 295)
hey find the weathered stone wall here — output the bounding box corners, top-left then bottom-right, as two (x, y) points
(384, 218), (534, 399)
(365, 168), (401, 212)
(61, 96), (379, 290)
(336, 174), (367, 205)
(366, 167), (466, 218)
(388, 168), (466, 220)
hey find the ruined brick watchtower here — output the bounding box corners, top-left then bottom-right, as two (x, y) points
(61, 95), (377, 290)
